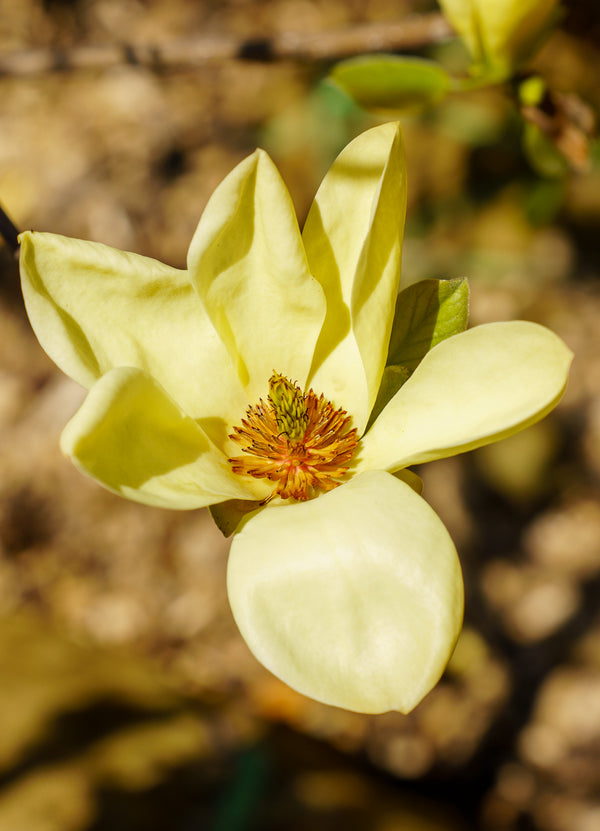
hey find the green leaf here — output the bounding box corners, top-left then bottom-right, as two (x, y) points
(366, 279), (469, 429)
(210, 498), (263, 537)
(329, 56), (451, 114)
(518, 75), (547, 108)
(522, 122), (569, 179)
(366, 364), (411, 431)
(387, 278), (470, 371)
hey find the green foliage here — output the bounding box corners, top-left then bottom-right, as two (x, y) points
(329, 56), (451, 114)
(325, 2), (591, 178)
(210, 498), (263, 537)
(518, 75), (569, 178)
(387, 277), (470, 370)
(368, 278), (469, 427)
(368, 364), (412, 429)
(523, 122), (570, 178)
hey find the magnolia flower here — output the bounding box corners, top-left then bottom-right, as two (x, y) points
(19, 123), (572, 714)
(438, 0), (561, 78)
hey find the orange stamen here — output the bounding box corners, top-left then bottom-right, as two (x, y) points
(229, 374), (358, 501)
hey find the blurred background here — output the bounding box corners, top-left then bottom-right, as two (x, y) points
(0, 1), (599, 829)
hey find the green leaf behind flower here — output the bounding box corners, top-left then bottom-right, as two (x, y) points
(210, 498), (264, 537)
(388, 277), (470, 370)
(367, 278), (469, 429)
(329, 56), (451, 114)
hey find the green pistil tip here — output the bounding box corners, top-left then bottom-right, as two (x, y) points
(268, 372), (308, 441)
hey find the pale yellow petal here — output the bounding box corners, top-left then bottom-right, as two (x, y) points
(61, 367), (268, 509)
(187, 150), (326, 402)
(227, 470), (463, 714)
(303, 122), (407, 432)
(358, 321), (573, 473)
(19, 231), (246, 442)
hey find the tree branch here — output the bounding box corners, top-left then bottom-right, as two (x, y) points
(0, 204), (19, 255)
(0, 14), (452, 77)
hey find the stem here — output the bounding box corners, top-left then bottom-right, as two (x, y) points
(0, 14), (453, 76)
(0, 203), (19, 255)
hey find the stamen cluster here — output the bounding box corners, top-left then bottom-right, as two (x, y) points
(229, 373), (358, 501)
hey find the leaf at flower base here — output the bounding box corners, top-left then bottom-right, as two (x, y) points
(210, 498), (264, 538)
(211, 467), (423, 538)
(365, 364), (411, 431)
(388, 278), (470, 371)
(329, 56), (451, 114)
(61, 367), (268, 509)
(209, 468), (423, 537)
(359, 320), (573, 474)
(227, 470), (463, 714)
(366, 278), (469, 428)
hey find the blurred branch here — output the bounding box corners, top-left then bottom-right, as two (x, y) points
(0, 204), (19, 255)
(521, 89), (596, 172)
(0, 13), (453, 77)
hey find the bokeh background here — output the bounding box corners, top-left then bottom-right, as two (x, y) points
(1, 1), (600, 829)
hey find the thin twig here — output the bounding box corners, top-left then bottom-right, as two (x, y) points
(0, 14), (453, 77)
(0, 204), (20, 255)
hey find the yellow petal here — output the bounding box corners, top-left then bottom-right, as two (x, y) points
(19, 231), (246, 441)
(187, 150), (326, 402)
(303, 122), (407, 432)
(227, 470), (463, 714)
(359, 321), (573, 473)
(61, 367), (268, 509)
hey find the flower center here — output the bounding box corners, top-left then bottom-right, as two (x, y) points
(229, 372), (358, 502)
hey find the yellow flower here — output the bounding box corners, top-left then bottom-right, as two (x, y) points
(19, 123), (572, 713)
(439, 0), (561, 78)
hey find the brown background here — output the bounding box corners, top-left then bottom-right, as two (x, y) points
(1, 1), (600, 829)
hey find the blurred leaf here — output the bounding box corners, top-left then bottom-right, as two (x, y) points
(523, 122), (569, 178)
(329, 55), (451, 113)
(211, 746), (268, 831)
(526, 178), (566, 225)
(518, 75), (547, 108)
(259, 83), (367, 195)
(387, 278), (470, 370)
(436, 95), (509, 147)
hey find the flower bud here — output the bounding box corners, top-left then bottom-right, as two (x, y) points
(439, 0), (561, 78)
